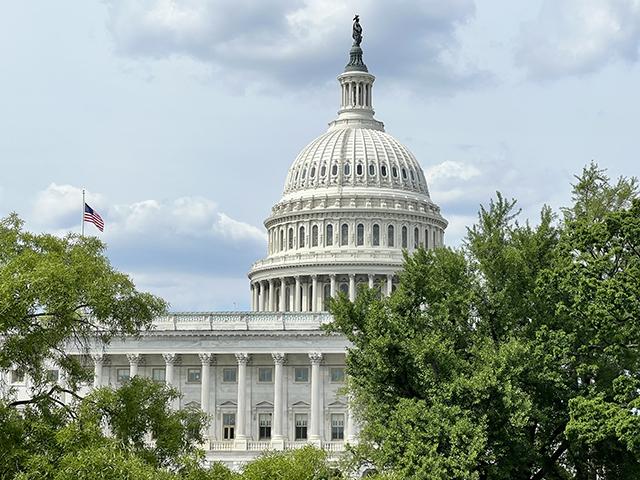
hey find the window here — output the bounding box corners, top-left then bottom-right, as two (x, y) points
(372, 224), (380, 246)
(310, 166), (316, 177)
(294, 367), (309, 383)
(356, 223), (364, 246)
(387, 225), (395, 247)
(320, 165), (326, 176)
(288, 228), (294, 249)
(299, 226), (305, 248)
(331, 164), (338, 176)
(330, 367), (345, 383)
(339, 283), (349, 295)
(414, 227), (419, 249)
(331, 414), (345, 440)
(410, 170), (415, 181)
(116, 368), (130, 383)
(433, 230), (437, 248)
(392, 166), (398, 178)
(222, 367), (237, 383)
(302, 168), (306, 179)
(259, 413), (272, 440)
(279, 230), (284, 251)
(11, 369), (25, 384)
(425, 229), (429, 249)
(187, 368), (201, 384)
(402, 168), (407, 179)
(344, 163), (351, 176)
(356, 164), (363, 176)
(368, 164), (375, 176)
(295, 414), (308, 440)
(258, 367), (273, 383)
(223, 413), (235, 440)
(152, 368), (165, 383)
(46, 369), (59, 383)
(402, 226), (408, 248)
(341, 224), (349, 246)
(326, 224), (333, 246)
(311, 225), (319, 247)
(381, 165), (388, 177)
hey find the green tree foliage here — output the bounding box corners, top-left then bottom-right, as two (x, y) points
(241, 446), (340, 480)
(328, 164), (640, 479)
(0, 213), (167, 406)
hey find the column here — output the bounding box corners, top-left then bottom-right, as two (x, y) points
(368, 274), (374, 289)
(301, 281), (308, 312)
(163, 353), (178, 408)
(280, 278), (287, 313)
(251, 284), (257, 311)
(199, 353), (213, 441)
(268, 279), (275, 311)
(91, 353), (104, 388)
(330, 274), (336, 298)
(271, 353), (286, 450)
(234, 353), (249, 449)
(348, 274), (356, 302)
(386, 274), (393, 297)
(295, 276), (301, 311)
(308, 352), (323, 445)
(289, 284), (295, 313)
(347, 396), (357, 444)
(127, 353), (141, 378)
(311, 275), (318, 312)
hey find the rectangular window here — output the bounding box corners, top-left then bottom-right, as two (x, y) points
(187, 367), (202, 384)
(116, 368), (130, 383)
(294, 367), (309, 383)
(11, 369), (25, 384)
(222, 367), (237, 383)
(330, 367), (345, 383)
(331, 414), (345, 440)
(46, 369), (59, 383)
(258, 367), (273, 383)
(295, 414), (308, 440)
(258, 413), (272, 440)
(223, 413), (235, 440)
(152, 368), (166, 383)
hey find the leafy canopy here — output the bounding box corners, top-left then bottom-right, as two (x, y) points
(329, 163), (640, 479)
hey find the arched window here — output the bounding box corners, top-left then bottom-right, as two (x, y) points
(323, 284), (331, 310)
(414, 227), (419, 249)
(356, 223), (364, 246)
(381, 165), (388, 177)
(356, 164), (363, 176)
(288, 228), (294, 249)
(339, 283), (349, 294)
(392, 166), (398, 178)
(369, 164), (375, 176)
(372, 224), (380, 246)
(299, 226), (305, 248)
(344, 163), (351, 176)
(402, 226), (408, 248)
(402, 168), (407, 180)
(331, 164), (338, 176)
(310, 166), (316, 177)
(326, 224), (333, 246)
(410, 170), (415, 181)
(341, 224), (349, 246)
(320, 165), (326, 176)
(387, 225), (395, 247)
(311, 225), (319, 247)
(279, 230), (284, 251)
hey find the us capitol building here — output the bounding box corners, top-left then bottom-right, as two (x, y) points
(7, 20), (447, 468)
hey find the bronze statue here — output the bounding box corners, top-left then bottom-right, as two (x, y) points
(352, 15), (362, 46)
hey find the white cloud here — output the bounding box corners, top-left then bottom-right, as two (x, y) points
(32, 183), (105, 229)
(516, 0), (640, 79)
(426, 160), (481, 182)
(104, 0), (487, 94)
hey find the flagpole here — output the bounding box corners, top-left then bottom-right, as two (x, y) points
(81, 189), (85, 237)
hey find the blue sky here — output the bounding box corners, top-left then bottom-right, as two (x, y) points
(1, 1), (639, 311)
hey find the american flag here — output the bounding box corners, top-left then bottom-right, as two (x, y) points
(83, 203), (104, 232)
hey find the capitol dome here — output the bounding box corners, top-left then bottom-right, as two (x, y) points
(248, 29), (447, 313)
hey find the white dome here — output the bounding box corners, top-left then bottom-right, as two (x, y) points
(284, 127), (430, 197)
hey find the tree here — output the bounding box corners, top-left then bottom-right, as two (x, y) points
(328, 164), (640, 479)
(0, 213), (167, 407)
(241, 446), (340, 480)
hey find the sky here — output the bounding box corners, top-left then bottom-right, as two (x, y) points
(1, 0), (639, 311)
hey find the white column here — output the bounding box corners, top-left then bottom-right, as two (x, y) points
(271, 353), (286, 449)
(311, 275), (318, 312)
(289, 284), (295, 312)
(348, 274), (356, 302)
(330, 274), (336, 298)
(91, 353), (104, 388)
(280, 278), (287, 312)
(234, 353), (249, 449)
(295, 276), (301, 311)
(268, 279), (275, 311)
(127, 353), (141, 378)
(301, 281), (308, 312)
(251, 284), (257, 311)
(386, 274), (393, 297)
(347, 396), (357, 444)
(199, 353), (213, 442)
(368, 274), (374, 289)
(308, 352), (323, 445)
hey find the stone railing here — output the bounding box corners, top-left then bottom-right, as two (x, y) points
(208, 440), (346, 453)
(151, 312), (334, 332)
(251, 249), (403, 271)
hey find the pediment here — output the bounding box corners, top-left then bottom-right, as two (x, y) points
(255, 400), (273, 408)
(291, 400), (310, 407)
(218, 400), (237, 407)
(327, 399), (346, 407)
